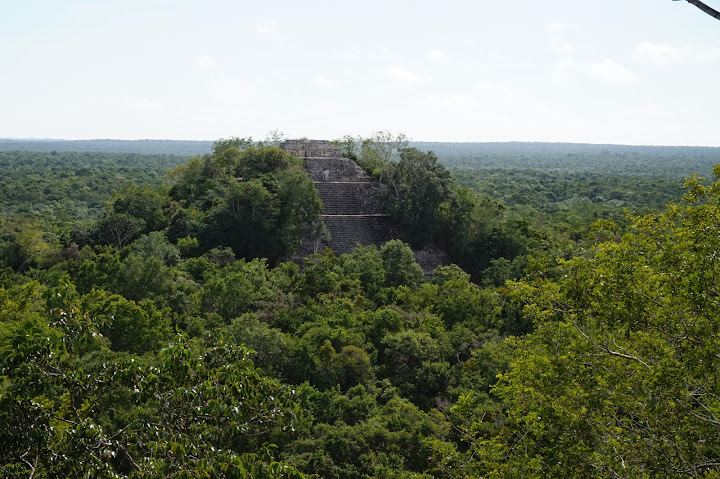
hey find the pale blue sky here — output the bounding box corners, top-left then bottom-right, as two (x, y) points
(2, 0), (719, 145)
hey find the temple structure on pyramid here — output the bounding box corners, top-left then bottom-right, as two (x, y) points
(282, 139), (450, 273)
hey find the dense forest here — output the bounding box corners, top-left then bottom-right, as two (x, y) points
(2, 136), (720, 477)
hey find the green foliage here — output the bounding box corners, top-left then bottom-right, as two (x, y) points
(413, 141), (720, 178)
(197, 258), (284, 323)
(436, 187), (544, 280)
(285, 384), (449, 478)
(384, 148), (454, 248)
(0, 150), (187, 228)
(331, 134), (361, 161)
(432, 264), (502, 329)
(0, 138), (212, 155)
(80, 289), (171, 354)
(447, 166), (720, 477)
(91, 212), (146, 249)
(298, 250), (347, 298)
(205, 178), (282, 256)
(341, 244), (386, 298)
(75, 246), (121, 293)
(341, 139), (545, 280)
(452, 167), (681, 214)
(176, 234), (200, 257)
(115, 253), (176, 303)
(0, 279), (312, 478)
(363, 131), (409, 163)
(130, 231), (180, 266)
(110, 183), (170, 232)
(0, 217), (60, 271)
(167, 145), (321, 262)
(380, 240), (423, 288)
(335, 131), (409, 180)
(227, 313), (293, 374)
(6, 137), (720, 478)
(212, 136), (254, 155)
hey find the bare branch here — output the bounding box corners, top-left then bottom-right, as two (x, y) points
(678, 0), (720, 21)
(19, 448), (39, 479)
(556, 306), (652, 369)
(118, 443), (142, 472)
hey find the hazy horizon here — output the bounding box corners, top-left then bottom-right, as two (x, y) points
(3, 0), (719, 146)
(4, 136), (720, 150)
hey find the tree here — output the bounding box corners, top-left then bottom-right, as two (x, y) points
(331, 134), (361, 160)
(354, 131), (409, 184)
(110, 184), (169, 233)
(384, 148), (455, 247)
(93, 213), (145, 249)
(197, 258), (279, 322)
(115, 253), (176, 303)
(262, 129), (287, 148)
(80, 289), (171, 354)
(451, 166), (720, 477)
(380, 240), (423, 287)
(361, 131), (409, 163)
(380, 329), (446, 406)
(211, 136), (253, 155)
(204, 179), (281, 257)
(274, 167), (325, 257)
(436, 188), (543, 281)
(341, 244), (386, 298)
(0, 218), (57, 271)
(129, 231), (180, 266)
(168, 145), (322, 262)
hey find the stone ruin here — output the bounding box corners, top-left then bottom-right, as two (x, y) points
(280, 139), (341, 159)
(285, 139), (450, 274)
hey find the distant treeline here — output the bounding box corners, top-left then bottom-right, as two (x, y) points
(0, 138), (213, 155)
(3, 139), (720, 177)
(413, 141), (720, 177)
(453, 168), (681, 212)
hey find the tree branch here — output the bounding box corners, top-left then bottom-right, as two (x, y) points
(118, 443), (142, 472)
(19, 448), (38, 479)
(557, 307), (652, 370)
(681, 0), (720, 21)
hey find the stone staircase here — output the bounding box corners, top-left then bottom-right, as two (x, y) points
(303, 156), (395, 255)
(286, 140), (451, 273)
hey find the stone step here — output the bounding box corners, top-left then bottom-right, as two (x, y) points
(320, 215), (399, 255)
(304, 157), (374, 182)
(314, 182), (385, 215)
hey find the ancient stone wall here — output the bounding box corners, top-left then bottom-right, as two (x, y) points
(280, 139), (341, 158)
